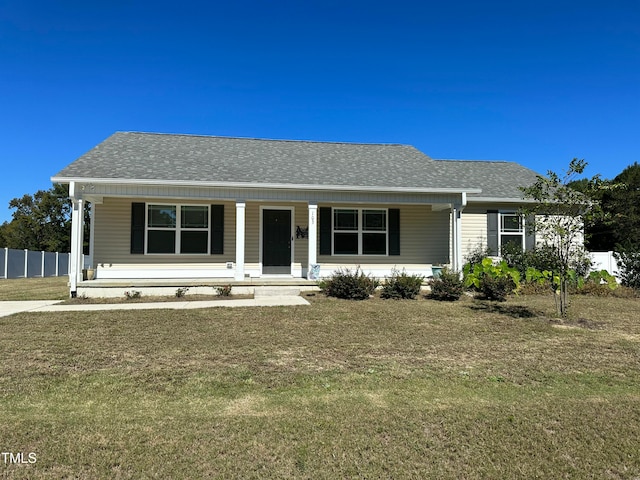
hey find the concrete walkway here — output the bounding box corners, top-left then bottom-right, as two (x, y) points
(0, 296), (310, 317)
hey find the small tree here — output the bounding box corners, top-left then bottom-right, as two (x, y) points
(520, 159), (605, 316)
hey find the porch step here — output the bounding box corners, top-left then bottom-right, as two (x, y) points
(253, 286), (302, 297)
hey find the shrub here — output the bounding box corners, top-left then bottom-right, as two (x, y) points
(464, 258), (520, 302)
(587, 269), (618, 289)
(381, 269), (424, 300)
(479, 275), (517, 302)
(519, 280), (553, 295)
(501, 243), (563, 278)
(175, 287), (190, 298)
(429, 268), (464, 301)
(575, 282), (616, 297)
(614, 250), (640, 290)
(321, 267), (378, 300)
(215, 285), (232, 297)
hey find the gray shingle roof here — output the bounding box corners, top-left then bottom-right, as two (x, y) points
(432, 159), (541, 200)
(52, 132), (541, 200)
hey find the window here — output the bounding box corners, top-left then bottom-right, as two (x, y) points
(333, 208), (387, 255)
(499, 212), (524, 252)
(147, 204), (209, 254)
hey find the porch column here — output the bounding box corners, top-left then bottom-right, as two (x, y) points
(307, 202), (318, 279)
(451, 192), (467, 272)
(88, 201), (95, 269)
(451, 207), (461, 272)
(235, 201), (246, 280)
(68, 182), (84, 296)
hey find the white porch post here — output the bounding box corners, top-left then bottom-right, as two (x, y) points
(451, 192), (467, 272)
(451, 207), (461, 272)
(68, 182), (84, 296)
(235, 201), (246, 280)
(307, 202), (318, 279)
(88, 201), (95, 269)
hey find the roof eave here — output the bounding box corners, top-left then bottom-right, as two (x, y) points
(467, 196), (536, 204)
(50, 176), (482, 195)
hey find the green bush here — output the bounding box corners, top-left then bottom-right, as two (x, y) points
(587, 269), (618, 289)
(479, 275), (517, 302)
(464, 258), (520, 302)
(501, 243), (563, 278)
(381, 269), (424, 300)
(502, 243), (592, 279)
(321, 267), (378, 300)
(429, 268), (464, 301)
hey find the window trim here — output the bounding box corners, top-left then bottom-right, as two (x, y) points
(331, 207), (388, 256)
(498, 211), (525, 254)
(145, 203), (211, 255)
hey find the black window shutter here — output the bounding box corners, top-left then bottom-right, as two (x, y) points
(131, 202), (145, 254)
(388, 208), (400, 256)
(319, 207), (331, 255)
(525, 214), (535, 251)
(487, 210), (499, 255)
(211, 204), (224, 255)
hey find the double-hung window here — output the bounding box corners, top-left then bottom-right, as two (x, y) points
(333, 208), (387, 255)
(147, 204), (209, 254)
(499, 212), (525, 252)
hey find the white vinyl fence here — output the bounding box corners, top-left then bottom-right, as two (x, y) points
(0, 248), (70, 279)
(589, 251), (621, 280)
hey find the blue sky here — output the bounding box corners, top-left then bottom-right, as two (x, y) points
(1, 0), (638, 223)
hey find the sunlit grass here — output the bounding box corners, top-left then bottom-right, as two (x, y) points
(0, 277), (68, 300)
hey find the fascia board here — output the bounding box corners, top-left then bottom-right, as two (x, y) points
(467, 196), (537, 204)
(50, 176), (483, 195)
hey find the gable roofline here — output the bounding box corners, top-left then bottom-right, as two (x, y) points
(111, 130), (415, 148)
(50, 175), (482, 195)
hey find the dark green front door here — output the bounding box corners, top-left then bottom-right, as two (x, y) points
(263, 209), (291, 274)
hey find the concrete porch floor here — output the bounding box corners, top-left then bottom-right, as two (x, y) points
(76, 277), (321, 298)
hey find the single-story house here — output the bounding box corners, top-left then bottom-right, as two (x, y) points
(52, 132), (540, 296)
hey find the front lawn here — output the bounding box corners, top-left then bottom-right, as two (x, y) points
(0, 277), (68, 301)
(1, 295), (639, 478)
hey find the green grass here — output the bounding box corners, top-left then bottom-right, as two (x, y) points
(0, 277), (69, 301)
(1, 295), (639, 478)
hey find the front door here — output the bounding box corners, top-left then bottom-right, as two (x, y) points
(262, 209), (292, 274)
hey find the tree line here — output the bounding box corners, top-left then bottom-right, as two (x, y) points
(0, 183), (90, 253)
(572, 161), (640, 252)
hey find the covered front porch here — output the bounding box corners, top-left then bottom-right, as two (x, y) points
(67, 181), (474, 297)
